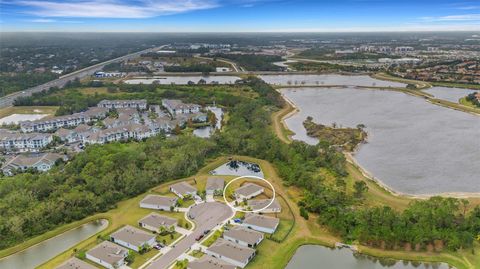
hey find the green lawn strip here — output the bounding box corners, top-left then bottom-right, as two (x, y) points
(128, 248), (160, 269)
(431, 82), (480, 90)
(269, 219), (294, 242)
(201, 229), (223, 247)
(156, 232), (182, 246)
(188, 249), (204, 258)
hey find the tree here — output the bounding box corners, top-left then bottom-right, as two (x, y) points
(353, 181), (368, 199)
(125, 250), (136, 264)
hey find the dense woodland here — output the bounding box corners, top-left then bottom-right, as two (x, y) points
(0, 73), (58, 97)
(1, 78), (479, 254)
(214, 53), (283, 71)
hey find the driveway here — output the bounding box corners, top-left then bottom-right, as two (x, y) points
(146, 201), (233, 269)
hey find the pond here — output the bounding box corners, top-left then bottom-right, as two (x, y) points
(192, 107), (223, 138)
(423, 87), (477, 103)
(259, 74), (406, 87)
(0, 219), (108, 269)
(124, 75), (241, 85)
(281, 87), (480, 195)
(0, 113), (48, 125)
(286, 245), (451, 269)
(210, 160), (264, 177)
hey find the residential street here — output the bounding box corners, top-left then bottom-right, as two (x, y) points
(146, 201), (233, 269)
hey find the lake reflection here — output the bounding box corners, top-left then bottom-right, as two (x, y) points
(423, 87), (477, 103)
(0, 220), (107, 269)
(286, 245), (451, 269)
(281, 87), (480, 195)
(260, 74), (406, 87)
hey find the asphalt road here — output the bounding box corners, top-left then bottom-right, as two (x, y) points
(0, 45), (167, 109)
(146, 201), (233, 269)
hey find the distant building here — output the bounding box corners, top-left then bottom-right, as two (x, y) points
(394, 46), (414, 53)
(110, 225), (156, 251)
(97, 99), (147, 110)
(1, 153), (65, 176)
(86, 241), (128, 269)
(84, 123), (153, 144)
(94, 71), (125, 78)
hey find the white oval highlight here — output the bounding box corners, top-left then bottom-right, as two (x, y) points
(223, 175), (276, 213)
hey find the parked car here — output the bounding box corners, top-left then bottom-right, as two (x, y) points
(195, 234), (204, 241)
(234, 218), (242, 223)
(203, 230), (210, 235)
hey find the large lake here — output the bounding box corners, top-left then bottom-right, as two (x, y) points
(423, 87), (477, 103)
(282, 87), (480, 195)
(260, 74), (406, 87)
(286, 245), (451, 269)
(124, 75), (240, 85)
(0, 220), (107, 269)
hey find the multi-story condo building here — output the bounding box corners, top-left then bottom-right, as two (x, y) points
(20, 107), (108, 133)
(0, 130), (53, 152)
(97, 99), (147, 110)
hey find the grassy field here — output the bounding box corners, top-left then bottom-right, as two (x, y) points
(32, 191), (189, 269)
(432, 81), (480, 90)
(0, 106), (58, 119)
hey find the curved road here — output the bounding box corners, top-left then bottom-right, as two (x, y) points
(0, 45), (168, 109)
(146, 201), (233, 269)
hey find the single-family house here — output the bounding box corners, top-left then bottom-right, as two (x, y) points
(247, 199), (281, 213)
(86, 241), (128, 269)
(223, 226), (263, 248)
(234, 183), (264, 201)
(140, 195), (177, 211)
(138, 213), (177, 233)
(241, 214), (279, 234)
(205, 238), (255, 268)
(110, 225), (156, 251)
(56, 257), (97, 269)
(188, 256), (237, 269)
(1, 153), (65, 176)
(170, 181), (197, 198)
(206, 177), (225, 195)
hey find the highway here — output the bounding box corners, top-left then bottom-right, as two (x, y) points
(0, 45), (167, 109)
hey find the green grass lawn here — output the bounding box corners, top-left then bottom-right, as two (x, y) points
(156, 232), (182, 246)
(128, 248), (160, 268)
(188, 249), (204, 258)
(270, 219), (294, 242)
(201, 229), (223, 247)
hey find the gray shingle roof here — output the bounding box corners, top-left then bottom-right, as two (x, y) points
(188, 256), (236, 269)
(234, 183), (264, 197)
(110, 225), (156, 247)
(56, 257), (97, 269)
(243, 214), (279, 230)
(170, 181), (197, 196)
(140, 195), (177, 208)
(206, 238), (255, 264)
(139, 213), (177, 228)
(86, 241), (128, 265)
(223, 226), (263, 246)
(247, 199), (281, 212)
(206, 177), (225, 191)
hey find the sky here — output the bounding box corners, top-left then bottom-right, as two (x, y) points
(1, 0), (480, 32)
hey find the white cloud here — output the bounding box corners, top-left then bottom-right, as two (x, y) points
(421, 14), (480, 21)
(30, 18), (56, 22)
(16, 0), (219, 18)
